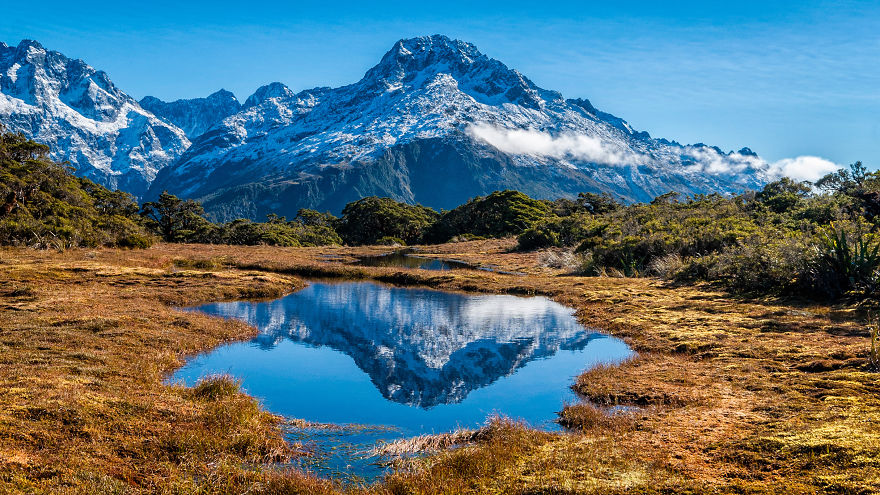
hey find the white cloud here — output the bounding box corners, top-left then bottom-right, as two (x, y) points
(466, 123), (645, 166)
(765, 156), (841, 182)
(467, 123), (842, 183)
(681, 146), (759, 175)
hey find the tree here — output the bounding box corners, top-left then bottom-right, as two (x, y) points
(0, 128), (152, 248)
(815, 161), (867, 195)
(578, 192), (621, 213)
(425, 190), (551, 243)
(141, 192), (214, 242)
(754, 178), (812, 213)
(336, 197), (439, 245)
(295, 208), (337, 228)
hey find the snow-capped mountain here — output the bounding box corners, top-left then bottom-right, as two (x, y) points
(148, 35), (770, 221)
(1, 35), (775, 215)
(140, 89), (241, 139)
(243, 82), (296, 108)
(0, 40), (189, 198)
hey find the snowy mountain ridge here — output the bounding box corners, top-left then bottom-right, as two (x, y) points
(140, 89), (241, 139)
(0, 39), (190, 197)
(148, 35), (777, 219)
(1, 35), (810, 217)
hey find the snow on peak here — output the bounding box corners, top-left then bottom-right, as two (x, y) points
(244, 82), (294, 108)
(359, 35), (546, 109)
(0, 39), (189, 197)
(140, 89), (241, 139)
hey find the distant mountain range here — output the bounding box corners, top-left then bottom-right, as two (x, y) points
(1, 35), (775, 220)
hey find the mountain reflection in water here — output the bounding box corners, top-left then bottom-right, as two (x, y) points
(173, 280), (633, 433)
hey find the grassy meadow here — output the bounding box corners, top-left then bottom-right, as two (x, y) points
(1, 240), (878, 494)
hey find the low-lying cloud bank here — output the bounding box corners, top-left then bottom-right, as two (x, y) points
(466, 123), (645, 166)
(467, 123), (841, 183)
(765, 156), (841, 182)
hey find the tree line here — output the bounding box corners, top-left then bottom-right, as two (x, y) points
(3, 129), (880, 301)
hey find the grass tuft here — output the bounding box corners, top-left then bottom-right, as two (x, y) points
(172, 256), (226, 271)
(191, 374), (241, 401)
(869, 314), (880, 370)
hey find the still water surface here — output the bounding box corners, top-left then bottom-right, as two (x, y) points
(171, 281), (633, 478)
(354, 250), (472, 271)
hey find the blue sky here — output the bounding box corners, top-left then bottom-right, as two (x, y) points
(2, 0), (877, 167)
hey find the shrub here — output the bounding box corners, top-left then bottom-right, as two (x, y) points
(808, 222), (880, 297)
(518, 225), (561, 250)
(376, 236), (405, 246)
(426, 190), (551, 243)
(0, 129), (153, 249)
(336, 196), (439, 245)
(706, 234), (811, 295)
(646, 253), (684, 279)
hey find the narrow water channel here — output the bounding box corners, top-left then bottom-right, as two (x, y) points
(353, 249), (524, 275)
(354, 250), (471, 271)
(171, 280), (633, 480)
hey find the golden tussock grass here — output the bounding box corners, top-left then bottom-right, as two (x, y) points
(1, 241), (879, 493)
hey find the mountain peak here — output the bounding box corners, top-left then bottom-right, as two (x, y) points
(0, 39), (189, 197)
(16, 39), (44, 51)
(370, 35), (484, 80)
(393, 34), (479, 59)
(208, 88), (237, 101)
(358, 34), (546, 109)
(139, 89), (241, 139)
(244, 82), (293, 108)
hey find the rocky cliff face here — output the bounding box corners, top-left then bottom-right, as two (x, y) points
(0, 40), (189, 197)
(140, 89), (241, 139)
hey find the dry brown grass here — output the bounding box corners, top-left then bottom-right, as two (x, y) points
(1, 241), (879, 493)
(0, 246), (338, 493)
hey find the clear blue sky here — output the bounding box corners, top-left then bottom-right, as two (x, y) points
(2, 0), (877, 166)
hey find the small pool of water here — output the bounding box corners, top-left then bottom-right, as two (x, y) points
(354, 250), (472, 271)
(171, 280), (632, 480)
(354, 250), (525, 275)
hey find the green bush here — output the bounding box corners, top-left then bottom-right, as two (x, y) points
(376, 236), (405, 246)
(706, 234), (811, 294)
(0, 129), (153, 249)
(426, 190), (551, 243)
(518, 225), (561, 251)
(336, 197), (439, 246)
